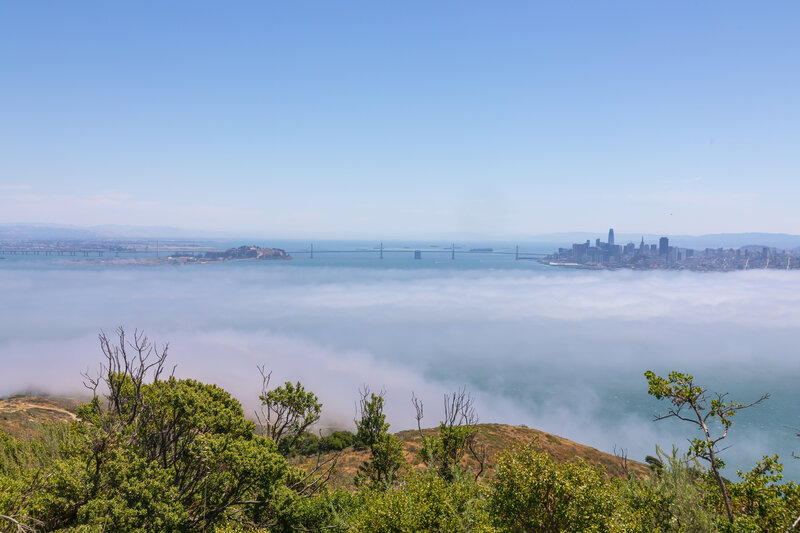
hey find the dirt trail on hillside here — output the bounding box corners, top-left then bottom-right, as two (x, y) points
(0, 397), (78, 421)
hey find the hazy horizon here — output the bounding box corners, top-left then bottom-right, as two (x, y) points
(6, 222), (800, 250)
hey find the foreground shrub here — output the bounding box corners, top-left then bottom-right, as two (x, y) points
(348, 472), (495, 532)
(621, 446), (719, 532)
(488, 444), (625, 533)
(726, 455), (800, 532)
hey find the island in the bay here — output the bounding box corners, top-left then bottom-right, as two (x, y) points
(542, 228), (798, 271)
(169, 245), (291, 264)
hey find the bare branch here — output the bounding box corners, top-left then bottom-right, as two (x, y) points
(613, 445), (630, 477)
(411, 392), (425, 438)
(289, 451), (340, 498)
(0, 514), (43, 533)
(468, 436), (488, 481)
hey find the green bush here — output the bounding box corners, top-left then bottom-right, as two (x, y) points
(727, 455), (800, 532)
(320, 430), (356, 452)
(349, 472), (495, 532)
(621, 446), (719, 532)
(488, 444), (625, 533)
(290, 430), (357, 457)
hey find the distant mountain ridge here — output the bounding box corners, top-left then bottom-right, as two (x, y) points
(0, 223), (232, 241)
(3, 223), (800, 250)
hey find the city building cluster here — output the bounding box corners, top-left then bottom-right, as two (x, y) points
(543, 228), (800, 271)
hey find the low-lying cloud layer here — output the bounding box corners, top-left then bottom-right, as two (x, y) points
(1, 262), (798, 478)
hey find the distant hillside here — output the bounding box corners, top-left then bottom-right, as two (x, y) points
(0, 395), (80, 439)
(293, 423), (649, 490)
(204, 245), (291, 261)
(0, 223), (229, 241)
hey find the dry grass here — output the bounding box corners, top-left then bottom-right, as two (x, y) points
(0, 395), (81, 439)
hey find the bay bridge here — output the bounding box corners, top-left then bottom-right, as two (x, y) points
(0, 243), (548, 261)
(285, 243), (547, 261)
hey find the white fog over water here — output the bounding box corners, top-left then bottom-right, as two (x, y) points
(1, 249), (799, 479)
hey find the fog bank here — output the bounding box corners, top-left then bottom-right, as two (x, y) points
(1, 263), (798, 478)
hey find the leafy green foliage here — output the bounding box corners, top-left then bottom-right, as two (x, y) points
(266, 488), (355, 533)
(71, 447), (187, 532)
(727, 455), (800, 532)
(355, 390), (404, 487)
(0, 423), (74, 477)
(356, 391), (389, 449)
(321, 430), (357, 452)
(76, 374), (287, 530)
(358, 434), (404, 488)
(621, 446), (720, 532)
(258, 370), (322, 456)
(349, 472), (495, 532)
(289, 430), (358, 457)
(488, 444), (624, 532)
(419, 423), (478, 481)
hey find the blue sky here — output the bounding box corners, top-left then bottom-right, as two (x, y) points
(2, 2), (799, 238)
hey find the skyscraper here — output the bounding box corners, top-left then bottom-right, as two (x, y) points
(659, 237), (669, 256)
(608, 228), (615, 246)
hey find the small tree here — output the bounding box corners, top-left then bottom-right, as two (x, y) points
(257, 366), (322, 455)
(355, 387), (403, 487)
(412, 387), (487, 482)
(645, 370), (769, 524)
(78, 328), (292, 531)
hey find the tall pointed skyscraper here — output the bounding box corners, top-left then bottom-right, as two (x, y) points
(608, 228), (615, 246)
